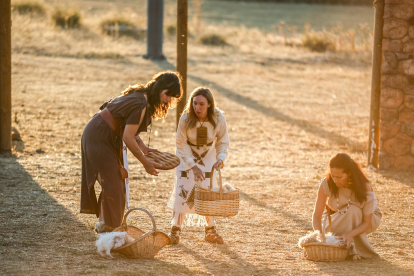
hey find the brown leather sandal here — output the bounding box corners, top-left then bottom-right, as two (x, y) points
(169, 226), (181, 245)
(205, 226), (224, 244)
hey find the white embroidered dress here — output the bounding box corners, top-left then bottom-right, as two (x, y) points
(166, 109), (230, 225)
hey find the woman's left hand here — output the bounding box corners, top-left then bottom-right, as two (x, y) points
(213, 159), (223, 169)
(140, 145), (160, 155)
(337, 232), (354, 248)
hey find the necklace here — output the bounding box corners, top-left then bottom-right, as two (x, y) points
(196, 117), (208, 149)
(336, 191), (352, 215)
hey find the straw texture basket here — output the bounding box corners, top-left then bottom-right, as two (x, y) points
(302, 205), (348, 262)
(303, 243), (348, 261)
(112, 208), (171, 259)
(194, 166), (239, 217)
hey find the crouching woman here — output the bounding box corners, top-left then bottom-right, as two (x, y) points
(312, 153), (382, 259)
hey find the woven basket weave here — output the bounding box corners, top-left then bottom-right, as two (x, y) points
(302, 205), (348, 262)
(194, 166), (239, 217)
(303, 243), (348, 261)
(112, 208), (171, 259)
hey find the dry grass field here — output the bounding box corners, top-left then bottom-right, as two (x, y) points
(1, 0), (414, 275)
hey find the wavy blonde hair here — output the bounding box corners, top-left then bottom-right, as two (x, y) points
(183, 87), (220, 129)
(122, 71), (183, 120)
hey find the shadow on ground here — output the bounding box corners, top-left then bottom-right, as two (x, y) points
(0, 156), (192, 275)
(153, 59), (365, 152)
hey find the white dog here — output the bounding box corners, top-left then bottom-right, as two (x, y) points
(96, 231), (134, 258)
(298, 230), (344, 248)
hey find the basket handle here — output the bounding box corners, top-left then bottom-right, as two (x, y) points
(121, 207), (157, 232)
(209, 165), (223, 193)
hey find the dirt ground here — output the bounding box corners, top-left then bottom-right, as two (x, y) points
(1, 1), (414, 275)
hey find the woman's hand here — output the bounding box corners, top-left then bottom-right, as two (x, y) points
(143, 159), (162, 176)
(213, 159), (223, 169)
(140, 144), (160, 155)
(337, 232), (354, 248)
(191, 165), (205, 181)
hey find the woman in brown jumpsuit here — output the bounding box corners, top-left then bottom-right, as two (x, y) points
(80, 71), (182, 233)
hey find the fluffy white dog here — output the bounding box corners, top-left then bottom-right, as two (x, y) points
(298, 230), (344, 248)
(96, 231), (134, 258)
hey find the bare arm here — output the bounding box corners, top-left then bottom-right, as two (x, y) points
(123, 108), (161, 176)
(312, 183), (327, 232)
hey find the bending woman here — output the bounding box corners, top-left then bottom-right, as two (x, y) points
(166, 87), (230, 244)
(80, 71), (182, 233)
(313, 153), (382, 259)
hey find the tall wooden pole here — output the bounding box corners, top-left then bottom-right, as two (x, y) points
(368, 0), (384, 170)
(176, 0), (188, 128)
(145, 0), (165, 60)
(0, 0), (12, 155)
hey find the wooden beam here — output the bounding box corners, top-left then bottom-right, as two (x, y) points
(0, 0), (12, 155)
(145, 0), (165, 60)
(368, 0), (385, 170)
(176, 0), (188, 128)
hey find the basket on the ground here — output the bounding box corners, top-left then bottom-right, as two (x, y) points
(302, 205), (348, 261)
(303, 243), (348, 261)
(112, 208), (171, 258)
(194, 165), (239, 217)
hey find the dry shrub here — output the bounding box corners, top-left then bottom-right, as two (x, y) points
(52, 8), (81, 29)
(302, 23), (373, 53)
(11, 1), (46, 15)
(274, 21), (297, 46)
(199, 33), (228, 46)
(100, 17), (145, 40)
(303, 30), (335, 52)
(166, 24), (176, 36)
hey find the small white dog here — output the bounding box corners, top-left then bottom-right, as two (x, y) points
(96, 231), (134, 258)
(298, 230), (344, 248)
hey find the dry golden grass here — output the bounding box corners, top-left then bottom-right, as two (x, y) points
(1, 1), (414, 276)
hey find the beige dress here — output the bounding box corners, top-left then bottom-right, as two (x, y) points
(321, 178), (382, 258)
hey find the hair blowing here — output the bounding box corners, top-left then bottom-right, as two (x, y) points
(121, 71), (183, 120)
(326, 153), (369, 203)
(183, 87), (219, 129)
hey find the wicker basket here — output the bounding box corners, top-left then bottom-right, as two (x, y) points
(302, 205), (348, 262)
(303, 243), (348, 261)
(194, 166), (239, 217)
(112, 208), (171, 259)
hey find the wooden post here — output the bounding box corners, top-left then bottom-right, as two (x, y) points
(0, 0), (12, 155)
(145, 0), (165, 60)
(176, 0), (188, 128)
(368, 0), (385, 170)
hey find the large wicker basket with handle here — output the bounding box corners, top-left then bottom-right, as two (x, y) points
(194, 166), (239, 217)
(302, 205), (348, 261)
(112, 208), (171, 258)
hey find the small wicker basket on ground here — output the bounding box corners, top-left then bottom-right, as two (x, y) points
(194, 166), (239, 217)
(302, 205), (349, 262)
(112, 208), (171, 259)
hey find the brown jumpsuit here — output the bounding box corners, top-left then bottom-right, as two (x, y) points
(80, 92), (150, 230)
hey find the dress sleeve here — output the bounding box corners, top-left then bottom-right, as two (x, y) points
(362, 192), (376, 215)
(115, 94), (146, 126)
(321, 178), (331, 197)
(215, 113), (230, 163)
(176, 114), (196, 171)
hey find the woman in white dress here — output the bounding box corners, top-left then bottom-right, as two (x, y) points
(166, 87), (230, 244)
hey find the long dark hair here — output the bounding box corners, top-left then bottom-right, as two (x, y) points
(326, 153), (369, 203)
(122, 71), (183, 120)
(183, 87), (220, 129)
